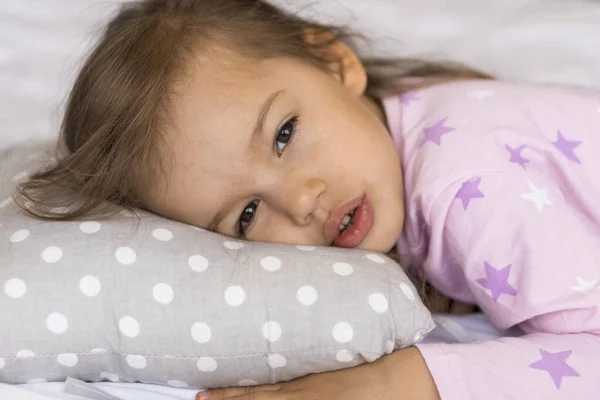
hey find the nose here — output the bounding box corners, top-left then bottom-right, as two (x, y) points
(267, 177), (326, 226)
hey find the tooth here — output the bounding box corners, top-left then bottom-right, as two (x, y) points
(342, 215), (351, 225)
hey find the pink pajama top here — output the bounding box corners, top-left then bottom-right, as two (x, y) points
(384, 80), (600, 399)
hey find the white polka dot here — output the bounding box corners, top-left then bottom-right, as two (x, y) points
(4, 278), (26, 298)
(9, 229), (29, 243)
(91, 348), (107, 354)
(191, 322), (211, 343)
(167, 380), (188, 388)
(366, 253), (386, 264)
(79, 221), (101, 234)
(238, 380), (258, 386)
(100, 372), (119, 382)
(262, 321), (282, 342)
(296, 285), (318, 306)
(0, 358), (4, 369)
(224, 285), (245, 306)
(197, 357), (218, 372)
(260, 256), (282, 272)
(385, 340), (395, 354)
(42, 246), (63, 263)
(224, 241), (244, 250)
(119, 316), (140, 338)
(399, 283), (416, 301)
(16, 349), (35, 358)
(296, 246), (316, 251)
(153, 283), (174, 304)
(12, 171), (28, 182)
(336, 349), (355, 363)
(152, 228), (173, 241)
(79, 276), (101, 297)
(332, 262), (353, 276)
(189, 255), (209, 272)
(332, 322), (353, 343)
(369, 293), (389, 313)
(126, 355), (147, 369)
(27, 378), (47, 384)
(57, 353), (78, 367)
(267, 354), (287, 368)
(115, 247), (136, 265)
(46, 312), (68, 334)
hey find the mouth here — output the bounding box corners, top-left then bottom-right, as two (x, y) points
(326, 195), (374, 248)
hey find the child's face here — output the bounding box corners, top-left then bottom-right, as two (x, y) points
(149, 47), (405, 253)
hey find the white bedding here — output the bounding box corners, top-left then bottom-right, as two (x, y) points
(2, 0), (600, 398)
(8, 314), (504, 400)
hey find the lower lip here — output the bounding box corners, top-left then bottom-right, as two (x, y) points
(333, 197), (374, 248)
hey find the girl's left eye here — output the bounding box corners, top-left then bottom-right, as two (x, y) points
(274, 116), (298, 155)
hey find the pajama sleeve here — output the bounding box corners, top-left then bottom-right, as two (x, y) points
(415, 171), (600, 399)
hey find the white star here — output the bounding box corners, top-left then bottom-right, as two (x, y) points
(520, 181), (553, 212)
(571, 276), (598, 293)
(468, 89), (495, 100)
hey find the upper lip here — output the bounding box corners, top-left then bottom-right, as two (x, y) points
(325, 195), (364, 244)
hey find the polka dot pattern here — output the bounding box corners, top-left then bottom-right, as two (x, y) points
(197, 357), (218, 372)
(126, 355), (147, 369)
(79, 222), (101, 234)
(366, 253), (386, 264)
(46, 312), (68, 334)
(260, 256), (282, 272)
(223, 241), (244, 250)
(238, 380), (259, 386)
(153, 283), (174, 304)
(57, 353), (78, 367)
(332, 322), (353, 343)
(115, 247), (136, 265)
(42, 246), (63, 263)
(90, 348), (107, 354)
(10, 229), (29, 243)
(79, 276), (101, 297)
(119, 316), (140, 338)
(336, 349), (355, 363)
(400, 283), (416, 301)
(224, 285), (245, 306)
(191, 322), (211, 343)
(262, 321), (282, 342)
(332, 262), (353, 276)
(100, 372), (119, 382)
(296, 285), (318, 306)
(296, 245), (316, 251)
(369, 293), (389, 313)
(267, 354), (287, 368)
(16, 349), (35, 359)
(152, 228), (173, 241)
(189, 255), (209, 272)
(4, 278), (26, 298)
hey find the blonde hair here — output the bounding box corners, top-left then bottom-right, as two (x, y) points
(15, 0), (490, 221)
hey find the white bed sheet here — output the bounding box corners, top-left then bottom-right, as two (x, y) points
(6, 313), (506, 400)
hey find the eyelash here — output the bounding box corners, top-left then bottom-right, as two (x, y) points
(237, 114), (300, 238)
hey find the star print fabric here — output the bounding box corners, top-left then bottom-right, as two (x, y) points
(384, 80), (600, 398)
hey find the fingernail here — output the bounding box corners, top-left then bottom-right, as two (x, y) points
(196, 392), (210, 400)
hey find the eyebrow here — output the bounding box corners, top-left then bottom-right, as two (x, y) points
(207, 90), (285, 233)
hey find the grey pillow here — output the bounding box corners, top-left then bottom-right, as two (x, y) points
(0, 142), (434, 389)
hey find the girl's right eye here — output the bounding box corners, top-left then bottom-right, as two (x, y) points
(238, 199), (260, 237)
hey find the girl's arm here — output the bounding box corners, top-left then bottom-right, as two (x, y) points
(201, 347), (440, 400)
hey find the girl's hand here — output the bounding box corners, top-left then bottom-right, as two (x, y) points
(197, 347), (440, 400)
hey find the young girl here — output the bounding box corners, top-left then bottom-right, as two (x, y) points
(17, 0), (600, 398)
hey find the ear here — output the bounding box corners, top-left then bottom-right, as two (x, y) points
(303, 30), (367, 96)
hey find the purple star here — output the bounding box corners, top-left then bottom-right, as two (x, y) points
(455, 177), (484, 210)
(400, 91), (419, 106)
(418, 117), (455, 148)
(476, 262), (517, 302)
(553, 131), (582, 164)
(530, 349), (580, 389)
(505, 144), (530, 169)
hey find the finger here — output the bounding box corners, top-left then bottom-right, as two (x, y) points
(199, 384), (281, 399)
